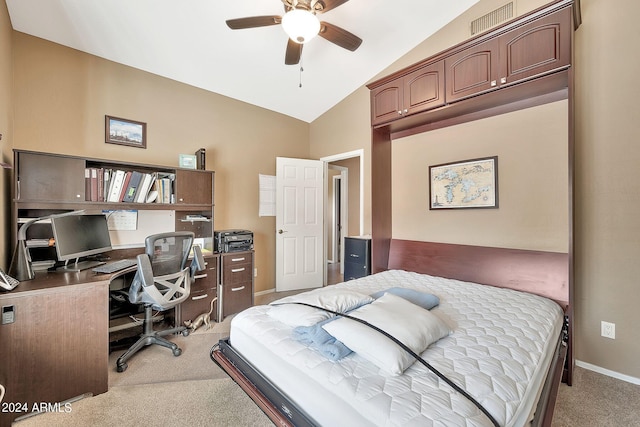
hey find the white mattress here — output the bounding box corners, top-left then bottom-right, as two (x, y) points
(230, 270), (564, 427)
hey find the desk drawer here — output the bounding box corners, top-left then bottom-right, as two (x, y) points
(222, 253), (252, 285)
(222, 280), (252, 317)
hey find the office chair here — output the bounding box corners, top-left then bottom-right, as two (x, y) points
(116, 231), (205, 373)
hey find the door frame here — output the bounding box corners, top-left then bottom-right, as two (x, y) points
(320, 149), (364, 284)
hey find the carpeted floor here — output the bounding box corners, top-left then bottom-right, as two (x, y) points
(13, 290), (640, 426)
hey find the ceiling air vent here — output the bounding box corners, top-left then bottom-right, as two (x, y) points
(470, 2), (515, 35)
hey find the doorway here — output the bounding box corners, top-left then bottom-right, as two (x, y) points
(321, 149), (364, 286)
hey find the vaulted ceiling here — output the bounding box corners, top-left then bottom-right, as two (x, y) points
(6, 0), (480, 122)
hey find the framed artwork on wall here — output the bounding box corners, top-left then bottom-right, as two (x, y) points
(429, 156), (498, 210)
(105, 115), (147, 149)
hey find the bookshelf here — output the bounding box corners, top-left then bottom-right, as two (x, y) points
(12, 149), (215, 264)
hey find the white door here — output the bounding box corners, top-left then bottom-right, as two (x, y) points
(276, 157), (324, 292)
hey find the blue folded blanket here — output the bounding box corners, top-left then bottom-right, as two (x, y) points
(292, 317), (352, 361)
(369, 287), (440, 310)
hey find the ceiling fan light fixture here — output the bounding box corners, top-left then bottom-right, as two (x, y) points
(281, 9), (320, 44)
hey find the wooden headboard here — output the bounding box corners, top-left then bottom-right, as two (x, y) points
(388, 239), (569, 310)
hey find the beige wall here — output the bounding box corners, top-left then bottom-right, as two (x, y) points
(0, 1), (12, 270)
(310, 0), (640, 381)
(573, 0), (640, 379)
(10, 32), (310, 293)
(393, 101), (568, 252)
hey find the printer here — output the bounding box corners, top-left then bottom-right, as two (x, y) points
(214, 229), (254, 253)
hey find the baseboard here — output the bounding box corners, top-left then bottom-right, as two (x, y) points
(576, 360), (640, 385)
(254, 288), (275, 297)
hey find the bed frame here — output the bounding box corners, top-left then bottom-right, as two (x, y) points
(212, 240), (571, 427)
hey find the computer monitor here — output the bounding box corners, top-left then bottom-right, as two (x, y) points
(50, 213), (112, 272)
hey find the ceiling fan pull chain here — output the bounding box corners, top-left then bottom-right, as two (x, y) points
(299, 59), (304, 88)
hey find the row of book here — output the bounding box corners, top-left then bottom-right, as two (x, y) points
(85, 168), (175, 204)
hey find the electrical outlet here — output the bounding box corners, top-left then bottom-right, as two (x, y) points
(254, 267), (258, 277)
(601, 321), (615, 339)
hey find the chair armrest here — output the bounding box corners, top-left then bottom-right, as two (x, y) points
(190, 245), (206, 278)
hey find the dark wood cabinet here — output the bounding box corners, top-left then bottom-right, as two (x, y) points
(344, 237), (371, 281)
(446, 6), (571, 103)
(12, 149), (215, 261)
(371, 61), (445, 126)
(219, 251), (254, 319)
(175, 169), (213, 205)
(16, 151), (86, 202)
(176, 254), (219, 325)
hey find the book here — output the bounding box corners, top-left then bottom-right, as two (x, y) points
(135, 173), (154, 203)
(122, 171), (143, 203)
(118, 171), (133, 202)
(89, 168), (98, 202)
(84, 168), (91, 201)
(107, 170), (126, 202)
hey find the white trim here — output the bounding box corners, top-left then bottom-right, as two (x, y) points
(575, 360), (640, 385)
(254, 288), (275, 297)
(320, 149), (364, 236)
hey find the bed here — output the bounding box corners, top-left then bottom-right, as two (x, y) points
(212, 241), (570, 427)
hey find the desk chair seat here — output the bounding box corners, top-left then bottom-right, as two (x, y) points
(116, 232), (204, 373)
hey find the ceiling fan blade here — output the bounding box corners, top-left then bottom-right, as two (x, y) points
(226, 16), (282, 30)
(316, 0), (351, 13)
(285, 39), (303, 65)
(319, 22), (362, 51)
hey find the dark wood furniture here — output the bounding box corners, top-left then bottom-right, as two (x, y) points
(367, 0), (578, 388)
(343, 236), (371, 281)
(12, 149), (217, 326)
(176, 254), (219, 325)
(218, 251), (254, 320)
(0, 265), (135, 427)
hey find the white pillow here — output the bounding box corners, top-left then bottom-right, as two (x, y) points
(268, 289), (373, 327)
(322, 293), (451, 375)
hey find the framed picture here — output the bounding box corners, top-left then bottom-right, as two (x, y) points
(179, 154), (197, 169)
(429, 156), (498, 210)
(105, 115), (147, 149)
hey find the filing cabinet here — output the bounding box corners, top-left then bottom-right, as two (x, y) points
(344, 236), (371, 280)
(218, 251), (254, 320)
(176, 254), (219, 324)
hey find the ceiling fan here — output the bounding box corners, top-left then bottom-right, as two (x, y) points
(226, 0), (362, 65)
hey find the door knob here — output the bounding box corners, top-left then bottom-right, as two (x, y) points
(278, 229), (287, 234)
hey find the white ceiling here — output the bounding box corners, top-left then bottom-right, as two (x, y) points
(6, 0), (480, 123)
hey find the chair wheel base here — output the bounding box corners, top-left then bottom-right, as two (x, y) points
(116, 361), (128, 373)
(173, 347), (182, 357)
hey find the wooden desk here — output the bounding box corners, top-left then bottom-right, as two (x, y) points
(0, 261), (136, 427)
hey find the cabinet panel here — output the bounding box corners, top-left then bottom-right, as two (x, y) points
(405, 61), (445, 115)
(370, 82), (402, 125)
(501, 7), (571, 85)
(445, 38), (500, 103)
(16, 151), (86, 202)
(175, 169), (213, 205)
(371, 61), (445, 126)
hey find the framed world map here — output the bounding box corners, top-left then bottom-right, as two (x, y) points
(429, 156), (498, 210)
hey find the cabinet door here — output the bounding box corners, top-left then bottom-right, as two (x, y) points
(445, 38), (500, 103)
(175, 169), (213, 205)
(16, 151), (86, 202)
(404, 61), (445, 116)
(370, 79), (403, 126)
(500, 7), (571, 86)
